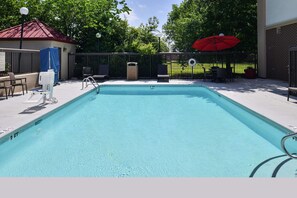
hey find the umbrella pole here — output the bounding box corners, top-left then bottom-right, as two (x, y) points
(221, 53), (224, 68)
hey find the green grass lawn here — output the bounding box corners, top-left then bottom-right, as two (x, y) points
(166, 61), (255, 78)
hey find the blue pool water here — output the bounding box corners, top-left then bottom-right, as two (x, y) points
(0, 85), (296, 177)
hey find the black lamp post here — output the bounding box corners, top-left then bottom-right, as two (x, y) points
(96, 33), (101, 52)
(155, 32), (162, 52)
(18, 7), (29, 73)
(158, 37), (161, 52)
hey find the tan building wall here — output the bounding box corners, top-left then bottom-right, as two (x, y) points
(0, 40), (76, 80)
(51, 41), (76, 80)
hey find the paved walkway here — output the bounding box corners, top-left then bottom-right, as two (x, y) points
(0, 81), (93, 138)
(1, 78), (297, 139)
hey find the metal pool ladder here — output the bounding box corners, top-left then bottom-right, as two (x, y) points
(281, 132), (297, 159)
(82, 76), (100, 94)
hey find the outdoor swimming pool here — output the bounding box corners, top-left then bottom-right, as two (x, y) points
(0, 85), (296, 177)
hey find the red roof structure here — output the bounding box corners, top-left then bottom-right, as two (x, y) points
(0, 19), (75, 44)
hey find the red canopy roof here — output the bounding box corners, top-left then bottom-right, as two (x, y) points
(0, 19), (75, 44)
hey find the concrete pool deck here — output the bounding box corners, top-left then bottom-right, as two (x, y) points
(0, 78), (297, 139)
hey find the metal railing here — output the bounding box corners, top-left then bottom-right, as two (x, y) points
(281, 132), (297, 159)
(82, 76), (100, 94)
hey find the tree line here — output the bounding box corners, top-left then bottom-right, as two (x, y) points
(0, 0), (168, 54)
(0, 0), (257, 53)
(163, 0), (257, 52)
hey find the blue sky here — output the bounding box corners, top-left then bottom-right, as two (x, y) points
(121, 0), (183, 31)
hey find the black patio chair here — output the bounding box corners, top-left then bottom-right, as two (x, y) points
(157, 64), (169, 82)
(202, 66), (213, 81)
(93, 64), (109, 80)
(216, 68), (227, 82)
(288, 87), (297, 101)
(210, 66), (219, 82)
(82, 67), (93, 78)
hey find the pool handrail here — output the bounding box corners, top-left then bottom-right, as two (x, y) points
(281, 132), (297, 159)
(82, 76), (100, 94)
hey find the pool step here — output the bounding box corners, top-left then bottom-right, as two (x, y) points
(250, 155), (297, 178)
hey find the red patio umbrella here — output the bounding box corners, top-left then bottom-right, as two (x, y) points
(192, 35), (240, 51)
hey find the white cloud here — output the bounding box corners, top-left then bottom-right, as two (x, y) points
(138, 4), (147, 9)
(120, 9), (141, 27)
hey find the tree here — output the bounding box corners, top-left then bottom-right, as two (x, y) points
(38, 0), (131, 52)
(163, 0), (257, 52)
(122, 17), (169, 54)
(0, 0), (30, 30)
(0, 0), (131, 52)
(0, 0), (168, 53)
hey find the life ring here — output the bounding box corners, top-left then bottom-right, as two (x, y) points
(188, 58), (196, 67)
